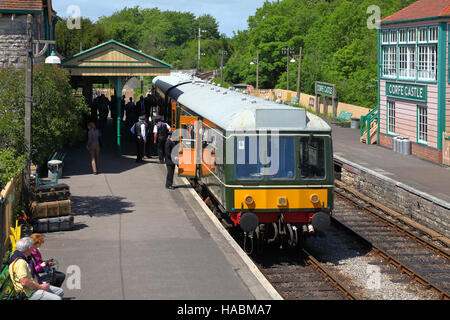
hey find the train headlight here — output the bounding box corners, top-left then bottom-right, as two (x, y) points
(245, 195), (254, 205)
(277, 197), (288, 207)
(310, 194), (320, 204)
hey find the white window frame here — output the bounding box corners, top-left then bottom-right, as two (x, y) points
(398, 46), (416, 79)
(390, 30), (398, 44)
(398, 29), (407, 44)
(417, 105), (427, 144)
(382, 46), (397, 78)
(382, 30), (390, 44)
(418, 44), (437, 81)
(428, 26), (438, 43)
(418, 27), (427, 43)
(408, 28), (417, 43)
(387, 100), (396, 135)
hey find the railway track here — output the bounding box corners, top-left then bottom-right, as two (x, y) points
(247, 243), (359, 300)
(333, 180), (450, 300)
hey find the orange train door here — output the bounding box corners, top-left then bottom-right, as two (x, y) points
(200, 120), (216, 177)
(178, 116), (199, 177)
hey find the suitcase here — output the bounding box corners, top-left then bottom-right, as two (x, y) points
(31, 200), (71, 219)
(34, 183), (70, 203)
(32, 215), (74, 233)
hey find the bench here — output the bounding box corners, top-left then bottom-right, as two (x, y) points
(334, 110), (352, 122)
(284, 97), (299, 106)
(0, 222), (21, 300)
(50, 151), (66, 162)
(0, 265), (16, 300)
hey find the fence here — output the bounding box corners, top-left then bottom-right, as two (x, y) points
(0, 175), (21, 262)
(248, 89), (371, 119)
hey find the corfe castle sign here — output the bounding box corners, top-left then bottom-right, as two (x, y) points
(386, 82), (427, 103)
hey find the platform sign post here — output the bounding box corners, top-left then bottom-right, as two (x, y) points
(315, 81), (337, 117)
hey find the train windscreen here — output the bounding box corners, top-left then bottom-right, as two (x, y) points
(299, 136), (325, 179)
(235, 136), (296, 180)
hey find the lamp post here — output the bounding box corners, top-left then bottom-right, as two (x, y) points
(197, 28), (207, 73)
(281, 47), (295, 91)
(249, 51), (259, 90)
(24, 14), (57, 189)
(219, 50), (228, 86)
(292, 47), (302, 102)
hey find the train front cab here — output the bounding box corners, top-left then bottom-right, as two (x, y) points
(224, 132), (334, 244)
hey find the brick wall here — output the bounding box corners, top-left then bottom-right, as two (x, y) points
(379, 133), (442, 164)
(336, 158), (450, 238)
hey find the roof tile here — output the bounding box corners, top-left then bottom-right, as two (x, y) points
(0, 0), (43, 12)
(382, 0), (450, 24)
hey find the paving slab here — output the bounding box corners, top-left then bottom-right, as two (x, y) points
(38, 122), (279, 300)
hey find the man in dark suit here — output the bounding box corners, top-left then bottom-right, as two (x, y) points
(164, 131), (178, 190)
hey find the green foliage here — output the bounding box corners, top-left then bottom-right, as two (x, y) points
(0, 65), (89, 168)
(55, 17), (110, 58)
(0, 148), (25, 191)
(225, 0), (416, 108)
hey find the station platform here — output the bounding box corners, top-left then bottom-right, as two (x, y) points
(38, 122), (280, 300)
(328, 119), (450, 206)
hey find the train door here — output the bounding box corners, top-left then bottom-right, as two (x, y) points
(200, 120), (216, 177)
(178, 116), (199, 177)
(170, 101), (177, 131)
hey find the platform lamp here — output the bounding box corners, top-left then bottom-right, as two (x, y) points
(24, 14), (57, 190)
(249, 52), (259, 90)
(281, 47), (296, 91)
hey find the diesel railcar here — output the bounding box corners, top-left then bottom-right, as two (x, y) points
(152, 73), (334, 252)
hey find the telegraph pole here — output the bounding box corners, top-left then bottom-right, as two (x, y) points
(296, 47), (302, 102)
(24, 14), (33, 190)
(197, 28), (201, 72)
(219, 50), (228, 86)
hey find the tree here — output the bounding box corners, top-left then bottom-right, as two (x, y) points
(0, 65), (89, 167)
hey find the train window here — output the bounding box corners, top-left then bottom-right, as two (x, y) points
(267, 136), (296, 180)
(236, 136), (263, 180)
(181, 124), (195, 149)
(235, 136), (296, 180)
(299, 137), (325, 179)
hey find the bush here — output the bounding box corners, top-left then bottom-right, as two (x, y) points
(0, 148), (25, 191)
(0, 65), (89, 167)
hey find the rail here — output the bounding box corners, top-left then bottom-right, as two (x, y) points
(360, 105), (379, 144)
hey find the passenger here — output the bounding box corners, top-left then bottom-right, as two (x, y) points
(8, 237), (64, 300)
(131, 115), (147, 163)
(137, 96), (146, 116)
(165, 130), (178, 190)
(86, 122), (101, 175)
(98, 94), (110, 132)
(29, 233), (66, 288)
(154, 116), (171, 164)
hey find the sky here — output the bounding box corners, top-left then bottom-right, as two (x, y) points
(53, 0), (269, 37)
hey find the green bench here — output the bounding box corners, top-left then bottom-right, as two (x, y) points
(50, 151), (67, 162)
(334, 110), (352, 122)
(0, 265), (16, 300)
(284, 97), (299, 106)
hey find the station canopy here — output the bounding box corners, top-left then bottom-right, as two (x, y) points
(61, 39), (172, 156)
(61, 39), (172, 77)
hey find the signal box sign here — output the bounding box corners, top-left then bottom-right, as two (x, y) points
(385, 82), (427, 102)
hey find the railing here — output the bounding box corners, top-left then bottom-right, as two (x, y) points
(360, 105), (379, 144)
(0, 175), (22, 262)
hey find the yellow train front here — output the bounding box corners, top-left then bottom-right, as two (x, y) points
(153, 73), (334, 252)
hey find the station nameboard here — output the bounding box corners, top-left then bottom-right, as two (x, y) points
(385, 82), (427, 102)
(315, 81), (336, 98)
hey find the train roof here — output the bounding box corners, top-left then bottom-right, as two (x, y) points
(153, 73), (331, 133)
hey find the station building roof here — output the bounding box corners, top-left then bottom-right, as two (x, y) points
(0, 0), (52, 13)
(381, 0), (450, 25)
